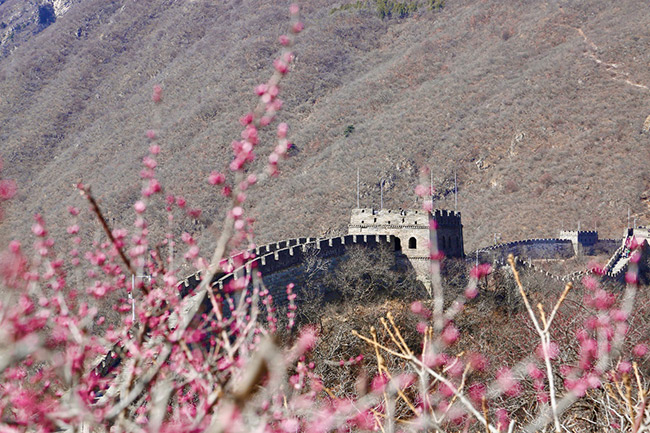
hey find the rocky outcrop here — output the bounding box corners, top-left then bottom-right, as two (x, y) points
(0, 0), (81, 57)
(53, 0), (75, 17)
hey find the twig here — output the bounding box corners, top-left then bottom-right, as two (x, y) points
(78, 184), (137, 286)
(508, 254), (561, 433)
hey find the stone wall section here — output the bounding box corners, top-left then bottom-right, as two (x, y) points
(475, 238), (575, 263)
(211, 234), (398, 307)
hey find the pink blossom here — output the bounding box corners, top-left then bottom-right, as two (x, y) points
(239, 112), (254, 126)
(625, 271), (638, 285)
(370, 373), (389, 393)
(535, 341), (559, 360)
(414, 184), (429, 197)
(526, 363), (544, 380)
(441, 324), (459, 345)
(625, 236), (640, 250)
(587, 289), (615, 310)
(0, 179), (17, 200)
(31, 222), (46, 237)
(66, 224), (80, 235)
(149, 144), (161, 154)
(134, 201), (146, 214)
(582, 275), (599, 290)
(142, 156), (157, 169)
(282, 52), (294, 64)
(410, 301), (430, 317)
(209, 171), (226, 185)
(470, 263), (492, 279)
(633, 344), (648, 357)
(184, 245), (199, 260)
(496, 367), (521, 396)
(255, 83), (268, 96)
(439, 382), (455, 398)
(9, 240), (21, 253)
(292, 21), (304, 33)
(468, 382), (486, 403)
(536, 390), (550, 404)
(610, 309), (628, 322)
(152, 84), (163, 103)
(467, 352), (488, 372)
(495, 408), (510, 431)
(464, 285), (478, 299)
(146, 129), (157, 140)
(296, 326), (317, 353)
(618, 361), (632, 373)
(278, 34), (290, 46)
(277, 122), (289, 138)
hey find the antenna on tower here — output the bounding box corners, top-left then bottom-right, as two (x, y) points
(628, 206), (631, 229)
(430, 168), (434, 211)
(356, 168), (360, 208)
(380, 178), (385, 210)
(454, 169), (458, 212)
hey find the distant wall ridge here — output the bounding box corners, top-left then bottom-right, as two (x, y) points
(179, 209), (642, 298)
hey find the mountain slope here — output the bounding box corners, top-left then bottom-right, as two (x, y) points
(0, 0), (648, 254)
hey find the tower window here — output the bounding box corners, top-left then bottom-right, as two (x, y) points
(408, 237), (417, 249)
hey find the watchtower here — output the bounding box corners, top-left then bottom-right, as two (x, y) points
(560, 230), (599, 255)
(348, 203), (465, 279)
(432, 209), (464, 258)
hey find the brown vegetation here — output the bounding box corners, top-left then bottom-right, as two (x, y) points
(0, 0), (648, 255)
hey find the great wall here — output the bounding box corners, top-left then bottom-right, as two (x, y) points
(99, 208), (649, 377)
(179, 205), (650, 306)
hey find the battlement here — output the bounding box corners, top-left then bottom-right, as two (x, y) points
(559, 230), (599, 245)
(349, 208), (429, 227)
(433, 209), (462, 227)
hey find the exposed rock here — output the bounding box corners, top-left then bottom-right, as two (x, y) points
(53, 0), (74, 17)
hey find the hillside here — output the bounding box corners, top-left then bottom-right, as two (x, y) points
(0, 0), (648, 257)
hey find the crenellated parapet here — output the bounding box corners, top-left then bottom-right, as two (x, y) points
(473, 238), (575, 263)
(179, 233), (400, 303)
(433, 209), (462, 227)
